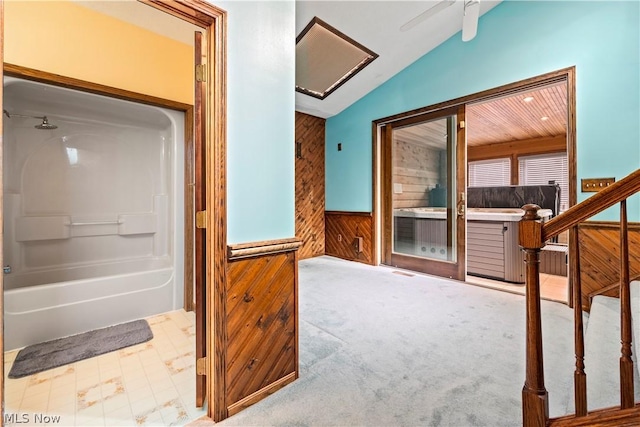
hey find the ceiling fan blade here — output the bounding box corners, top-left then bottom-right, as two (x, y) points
(400, 0), (456, 32)
(462, 0), (480, 41)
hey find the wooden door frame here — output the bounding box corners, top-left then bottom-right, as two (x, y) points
(373, 67), (576, 291)
(0, 0), (228, 421)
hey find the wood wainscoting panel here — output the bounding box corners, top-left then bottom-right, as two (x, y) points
(225, 239), (301, 415)
(578, 221), (640, 308)
(325, 211), (374, 265)
(295, 112), (325, 260)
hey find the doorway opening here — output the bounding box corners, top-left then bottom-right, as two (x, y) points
(374, 67), (575, 305)
(464, 81), (570, 303)
(1, 0), (228, 422)
(1, 69), (203, 424)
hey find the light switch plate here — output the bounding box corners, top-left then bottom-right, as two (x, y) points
(393, 183), (403, 194)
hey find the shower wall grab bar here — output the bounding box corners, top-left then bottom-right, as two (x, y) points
(65, 221), (123, 226)
(14, 213), (157, 242)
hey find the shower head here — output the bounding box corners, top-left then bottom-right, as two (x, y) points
(3, 110), (58, 130)
(35, 117), (58, 130)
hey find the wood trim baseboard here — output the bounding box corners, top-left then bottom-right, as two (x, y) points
(227, 371), (296, 417)
(325, 211), (373, 217)
(228, 238), (302, 260)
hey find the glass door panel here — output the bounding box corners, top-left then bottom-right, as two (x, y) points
(382, 105), (466, 280)
(392, 116), (457, 261)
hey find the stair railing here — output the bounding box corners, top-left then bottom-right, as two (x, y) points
(519, 168), (640, 427)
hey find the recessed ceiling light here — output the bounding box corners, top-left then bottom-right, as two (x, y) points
(523, 96), (534, 103)
(541, 116), (549, 121)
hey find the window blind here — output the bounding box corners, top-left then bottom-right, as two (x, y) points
(519, 153), (569, 211)
(468, 158), (511, 187)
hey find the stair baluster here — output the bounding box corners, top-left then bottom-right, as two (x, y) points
(520, 168), (640, 426)
(619, 199), (634, 409)
(519, 205), (549, 427)
(570, 226), (587, 416)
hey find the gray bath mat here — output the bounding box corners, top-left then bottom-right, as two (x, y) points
(8, 319), (153, 378)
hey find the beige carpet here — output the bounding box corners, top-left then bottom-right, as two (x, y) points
(217, 256), (576, 426)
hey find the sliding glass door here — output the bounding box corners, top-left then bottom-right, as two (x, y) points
(381, 106), (466, 280)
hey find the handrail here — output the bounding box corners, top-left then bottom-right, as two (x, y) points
(543, 168), (640, 241)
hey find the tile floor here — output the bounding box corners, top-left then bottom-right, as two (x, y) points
(3, 310), (206, 426)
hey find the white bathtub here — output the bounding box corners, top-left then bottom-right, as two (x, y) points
(4, 262), (174, 350)
(3, 77), (185, 350)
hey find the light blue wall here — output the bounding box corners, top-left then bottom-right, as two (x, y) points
(216, 1), (296, 243)
(326, 1), (640, 220)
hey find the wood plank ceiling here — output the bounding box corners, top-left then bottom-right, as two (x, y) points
(393, 83), (567, 148)
(467, 83), (567, 146)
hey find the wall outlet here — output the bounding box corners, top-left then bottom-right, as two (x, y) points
(394, 183), (403, 194)
(338, 234), (342, 242)
(354, 236), (363, 253)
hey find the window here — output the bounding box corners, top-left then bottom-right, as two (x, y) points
(519, 153), (569, 211)
(468, 158), (511, 187)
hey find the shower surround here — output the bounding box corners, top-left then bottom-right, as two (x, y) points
(3, 77), (185, 350)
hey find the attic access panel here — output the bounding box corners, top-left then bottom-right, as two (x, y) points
(296, 17), (378, 100)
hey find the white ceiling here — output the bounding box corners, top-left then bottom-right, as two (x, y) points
(74, 0), (502, 120)
(296, 0), (501, 118)
(72, 0), (199, 46)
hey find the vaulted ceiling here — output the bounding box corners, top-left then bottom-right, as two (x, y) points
(296, 2), (567, 148)
(296, 1), (502, 118)
(73, 0), (564, 148)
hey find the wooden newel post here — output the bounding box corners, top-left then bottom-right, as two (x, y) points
(519, 204), (549, 427)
